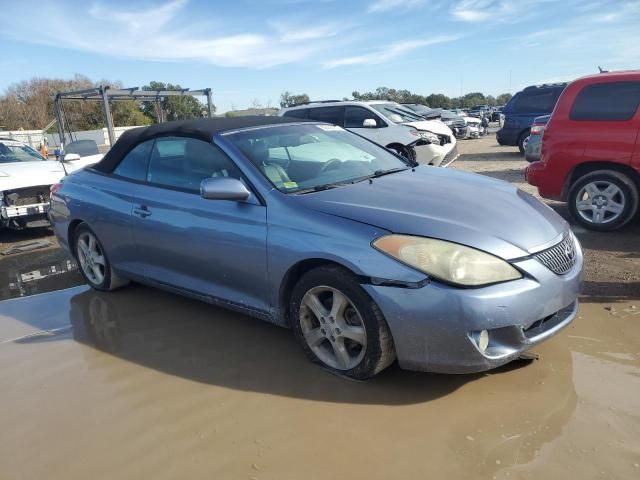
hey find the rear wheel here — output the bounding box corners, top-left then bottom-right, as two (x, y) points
(74, 223), (129, 291)
(518, 131), (530, 154)
(290, 265), (395, 380)
(568, 170), (639, 231)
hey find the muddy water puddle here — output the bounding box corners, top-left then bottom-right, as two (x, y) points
(0, 285), (638, 479)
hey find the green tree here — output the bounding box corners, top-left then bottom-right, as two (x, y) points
(111, 101), (153, 127)
(426, 93), (452, 109)
(280, 91), (310, 107)
(496, 93), (513, 105)
(141, 81), (212, 122)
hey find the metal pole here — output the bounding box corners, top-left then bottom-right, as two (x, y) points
(53, 94), (66, 149)
(206, 89), (214, 118)
(100, 85), (116, 146)
(155, 97), (164, 123)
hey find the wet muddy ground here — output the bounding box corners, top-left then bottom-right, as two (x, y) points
(0, 134), (638, 479)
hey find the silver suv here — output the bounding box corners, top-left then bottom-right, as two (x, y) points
(278, 100), (458, 167)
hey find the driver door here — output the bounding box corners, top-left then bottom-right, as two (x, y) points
(131, 136), (270, 313)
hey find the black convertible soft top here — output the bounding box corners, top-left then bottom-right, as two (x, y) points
(93, 116), (309, 173)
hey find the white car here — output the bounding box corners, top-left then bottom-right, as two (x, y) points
(0, 138), (101, 229)
(278, 101), (458, 167)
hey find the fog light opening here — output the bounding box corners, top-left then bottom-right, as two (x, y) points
(478, 329), (489, 353)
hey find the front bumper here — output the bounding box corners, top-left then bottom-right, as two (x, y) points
(414, 142), (458, 167)
(363, 242), (583, 373)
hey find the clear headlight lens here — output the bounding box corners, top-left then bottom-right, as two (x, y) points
(373, 235), (522, 287)
(418, 131), (440, 144)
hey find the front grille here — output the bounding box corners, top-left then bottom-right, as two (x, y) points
(534, 235), (577, 275)
(3, 186), (51, 206)
(441, 145), (459, 166)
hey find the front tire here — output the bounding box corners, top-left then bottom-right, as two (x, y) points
(568, 170), (639, 231)
(389, 144), (416, 163)
(73, 223), (129, 291)
(290, 265), (396, 380)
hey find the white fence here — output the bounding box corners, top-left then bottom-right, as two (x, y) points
(1, 125), (146, 150)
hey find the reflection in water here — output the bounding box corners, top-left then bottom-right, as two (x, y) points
(66, 285), (581, 477)
(0, 248), (84, 300)
(4, 285), (640, 479)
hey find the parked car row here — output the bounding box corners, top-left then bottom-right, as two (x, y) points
(0, 137), (102, 229)
(278, 100), (459, 167)
(401, 104), (485, 139)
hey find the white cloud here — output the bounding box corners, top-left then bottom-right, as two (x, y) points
(367, 0), (426, 13)
(0, 0), (345, 69)
(451, 0), (521, 23)
(323, 35), (459, 68)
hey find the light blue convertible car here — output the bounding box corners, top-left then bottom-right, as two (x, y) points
(49, 117), (582, 379)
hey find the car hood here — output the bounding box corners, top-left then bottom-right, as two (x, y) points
(292, 167), (568, 260)
(404, 120), (454, 137)
(0, 161), (65, 191)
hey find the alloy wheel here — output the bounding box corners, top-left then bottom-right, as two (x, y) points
(77, 231), (106, 285)
(575, 180), (626, 225)
(299, 286), (367, 370)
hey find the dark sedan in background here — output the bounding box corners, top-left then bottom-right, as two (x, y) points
(525, 115), (551, 162)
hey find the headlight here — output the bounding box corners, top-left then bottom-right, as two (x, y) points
(372, 235), (522, 287)
(418, 131), (440, 144)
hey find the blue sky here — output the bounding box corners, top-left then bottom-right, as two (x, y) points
(1, 0), (639, 113)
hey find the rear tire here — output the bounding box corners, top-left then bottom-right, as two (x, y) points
(73, 223), (129, 291)
(518, 131), (530, 155)
(290, 265), (396, 380)
(567, 170), (639, 231)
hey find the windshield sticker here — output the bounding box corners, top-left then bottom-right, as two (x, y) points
(316, 125), (344, 132)
(283, 181), (299, 189)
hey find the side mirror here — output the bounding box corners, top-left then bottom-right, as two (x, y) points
(362, 118), (377, 128)
(200, 177), (250, 201)
(63, 153), (81, 162)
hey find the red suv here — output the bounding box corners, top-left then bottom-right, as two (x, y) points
(526, 71), (640, 231)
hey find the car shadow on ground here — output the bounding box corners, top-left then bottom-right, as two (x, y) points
(31, 284), (533, 406)
(0, 226), (54, 248)
(458, 151), (522, 162)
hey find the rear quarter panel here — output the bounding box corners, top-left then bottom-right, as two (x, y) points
(51, 170), (138, 270)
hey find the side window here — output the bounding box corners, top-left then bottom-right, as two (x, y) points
(147, 137), (242, 192)
(307, 106), (345, 126)
(570, 81), (640, 121)
(283, 109), (309, 119)
(514, 89), (556, 113)
(345, 107), (382, 128)
(113, 140), (153, 181)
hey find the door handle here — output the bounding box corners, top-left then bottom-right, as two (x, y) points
(133, 205), (152, 218)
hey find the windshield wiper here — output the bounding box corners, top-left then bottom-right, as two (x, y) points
(293, 182), (350, 194)
(371, 167), (410, 178)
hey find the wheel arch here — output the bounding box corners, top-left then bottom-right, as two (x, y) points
(278, 258), (359, 328)
(561, 161), (640, 201)
(385, 142), (408, 151)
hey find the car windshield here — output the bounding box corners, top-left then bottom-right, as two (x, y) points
(0, 142), (46, 163)
(370, 103), (424, 124)
(226, 123), (410, 194)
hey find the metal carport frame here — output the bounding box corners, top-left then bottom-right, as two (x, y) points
(52, 85), (214, 147)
